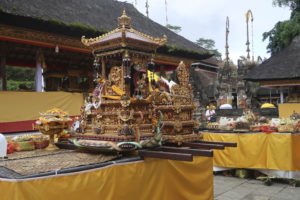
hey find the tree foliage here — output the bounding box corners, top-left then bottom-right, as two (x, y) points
(195, 38), (222, 60)
(6, 66), (35, 91)
(166, 24), (182, 33)
(273, 0), (300, 14)
(195, 38), (215, 49)
(263, 0), (300, 55)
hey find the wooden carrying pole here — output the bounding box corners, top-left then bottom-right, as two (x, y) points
(182, 142), (225, 150)
(195, 140), (237, 147)
(138, 150), (193, 161)
(156, 146), (213, 157)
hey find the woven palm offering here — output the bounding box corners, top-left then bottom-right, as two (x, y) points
(277, 118), (298, 133)
(36, 108), (72, 150)
(33, 135), (50, 149)
(249, 124), (262, 132)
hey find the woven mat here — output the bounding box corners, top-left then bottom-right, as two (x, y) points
(6, 149), (72, 160)
(0, 152), (118, 176)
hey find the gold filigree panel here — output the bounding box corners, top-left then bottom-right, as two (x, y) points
(177, 61), (189, 86)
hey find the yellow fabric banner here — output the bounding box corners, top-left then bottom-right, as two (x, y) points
(278, 103), (300, 118)
(0, 157), (213, 200)
(203, 132), (300, 171)
(0, 92), (83, 123)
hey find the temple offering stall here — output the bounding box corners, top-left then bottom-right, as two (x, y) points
(201, 33), (300, 180)
(202, 107), (300, 179)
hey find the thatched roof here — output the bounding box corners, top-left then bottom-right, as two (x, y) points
(0, 0), (212, 60)
(245, 36), (300, 81)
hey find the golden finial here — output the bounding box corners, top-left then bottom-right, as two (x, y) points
(118, 9), (131, 28)
(124, 50), (129, 58)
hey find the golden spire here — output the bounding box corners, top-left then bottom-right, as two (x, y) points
(245, 9), (254, 62)
(118, 9), (131, 28)
(145, 0), (149, 18)
(165, 0), (168, 27)
(225, 16), (230, 63)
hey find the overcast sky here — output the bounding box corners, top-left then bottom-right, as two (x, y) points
(119, 0), (291, 63)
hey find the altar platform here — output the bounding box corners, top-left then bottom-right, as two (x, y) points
(0, 149), (214, 200)
(202, 131), (300, 178)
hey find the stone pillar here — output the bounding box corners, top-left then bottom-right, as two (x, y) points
(280, 86), (284, 104)
(35, 51), (44, 92)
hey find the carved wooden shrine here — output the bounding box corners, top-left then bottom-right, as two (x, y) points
(72, 10), (234, 158)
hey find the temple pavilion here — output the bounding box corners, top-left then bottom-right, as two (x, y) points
(245, 36), (300, 117)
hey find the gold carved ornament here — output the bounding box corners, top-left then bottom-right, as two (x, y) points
(118, 109), (134, 122)
(174, 119), (183, 133)
(174, 135), (184, 146)
(177, 61), (189, 86)
(149, 90), (170, 105)
(172, 100), (182, 114)
(81, 9), (167, 48)
(120, 94), (131, 107)
(179, 111), (190, 120)
(109, 66), (123, 91)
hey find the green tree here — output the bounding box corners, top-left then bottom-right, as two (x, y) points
(166, 24), (182, 34)
(263, 0), (300, 55)
(273, 0), (300, 15)
(195, 38), (222, 60)
(6, 66), (35, 90)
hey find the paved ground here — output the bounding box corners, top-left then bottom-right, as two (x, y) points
(214, 175), (300, 200)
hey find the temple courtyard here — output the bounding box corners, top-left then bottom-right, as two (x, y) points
(214, 175), (300, 200)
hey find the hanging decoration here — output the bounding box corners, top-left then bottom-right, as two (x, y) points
(147, 58), (156, 86)
(92, 57), (101, 82)
(123, 51), (131, 83)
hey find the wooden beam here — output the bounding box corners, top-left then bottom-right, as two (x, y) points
(138, 150), (193, 161)
(156, 146), (213, 157)
(182, 142), (225, 150)
(101, 57), (105, 79)
(196, 140), (237, 147)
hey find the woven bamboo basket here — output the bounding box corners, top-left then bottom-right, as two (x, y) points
(278, 124), (297, 133)
(249, 125), (261, 132)
(33, 139), (50, 149)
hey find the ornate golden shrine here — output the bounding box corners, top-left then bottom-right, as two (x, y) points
(151, 61), (200, 144)
(75, 10), (200, 145)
